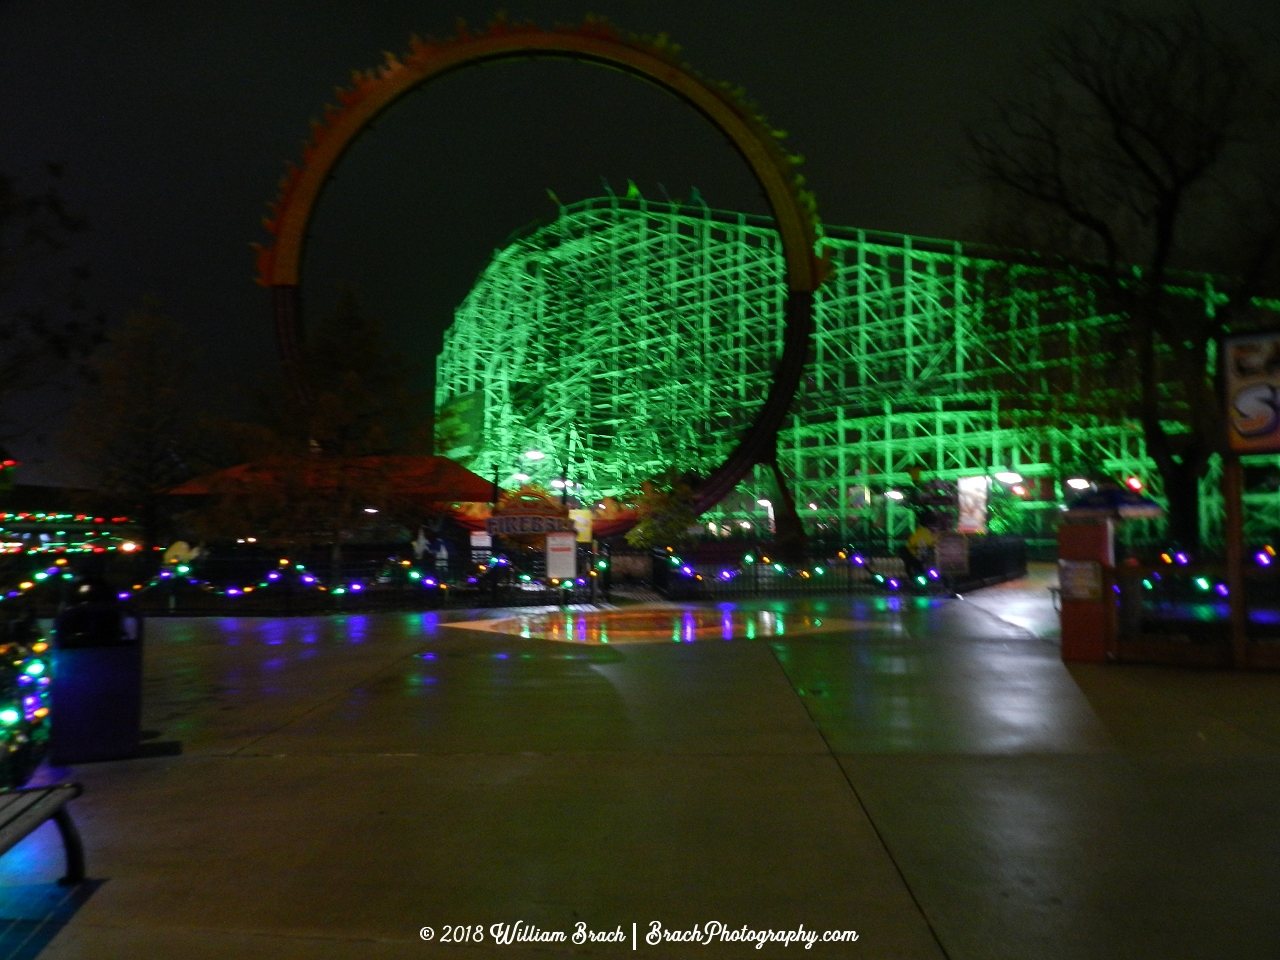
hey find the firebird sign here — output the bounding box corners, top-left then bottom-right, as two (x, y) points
(486, 515), (576, 536)
(1225, 332), (1280, 454)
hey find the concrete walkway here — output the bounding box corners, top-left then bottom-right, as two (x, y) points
(4, 586), (1279, 958)
(960, 561), (1061, 640)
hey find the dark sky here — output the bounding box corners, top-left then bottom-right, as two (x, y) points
(3, 0), (1277, 482)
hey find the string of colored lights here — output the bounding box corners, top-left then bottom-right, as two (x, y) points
(1137, 543), (1278, 599)
(656, 544), (942, 592)
(659, 541), (1278, 598)
(0, 548), (613, 605)
(0, 554), (451, 605)
(0, 512), (144, 556)
(0, 631), (52, 786)
(122, 558), (449, 602)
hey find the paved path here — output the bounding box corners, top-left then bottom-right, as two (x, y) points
(4, 590), (1279, 958)
(960, 561), (1060, 640)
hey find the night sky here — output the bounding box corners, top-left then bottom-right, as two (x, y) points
(3, 0), (1277, 482)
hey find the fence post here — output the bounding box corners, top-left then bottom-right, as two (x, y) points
(1224, 457), (1248, 667)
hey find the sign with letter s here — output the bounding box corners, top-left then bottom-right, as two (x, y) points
(1225, 332), (1280, 453)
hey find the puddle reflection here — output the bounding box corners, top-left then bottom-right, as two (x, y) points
(450, 606), (840, 644)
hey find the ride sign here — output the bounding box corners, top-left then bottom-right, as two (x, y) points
(1225, 332), (1280, 453)
(486, 515), (576, 536)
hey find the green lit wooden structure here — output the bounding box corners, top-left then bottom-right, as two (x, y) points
(436, 194), (1280, 548)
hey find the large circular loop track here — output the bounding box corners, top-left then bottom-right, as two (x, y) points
(255, 17), (824, 513)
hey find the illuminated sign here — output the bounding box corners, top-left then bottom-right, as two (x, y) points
(1225, 332), (1280, 453)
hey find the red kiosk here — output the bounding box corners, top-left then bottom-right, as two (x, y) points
(1057, 519), (1116, 663)
(1057, 486), (1163, 664)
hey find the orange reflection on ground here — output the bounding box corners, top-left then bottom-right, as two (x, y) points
(447, 605), (845, 644)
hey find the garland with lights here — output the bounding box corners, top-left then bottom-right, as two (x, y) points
(0, 550), (608, 609)
(0, 512), (144, 555)
(0, 626), (52, 788)
(1134, 543), (1278, 602)
(124, 557), (450, 602)
(0, 554), (451, 607)
(656, 544), (945, 594)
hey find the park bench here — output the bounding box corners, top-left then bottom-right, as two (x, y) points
(0, 784), (85, 885)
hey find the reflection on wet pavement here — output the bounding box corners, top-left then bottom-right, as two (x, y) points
(446, 604), (874, 643)
(962, 562), (1061, 639)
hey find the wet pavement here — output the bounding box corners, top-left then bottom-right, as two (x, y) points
(3, 577), (1279, 958)
(959, 562), (1061, 640)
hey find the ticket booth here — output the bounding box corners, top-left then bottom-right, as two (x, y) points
(1057, 519), (1115, 663)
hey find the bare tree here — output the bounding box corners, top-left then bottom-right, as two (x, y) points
(67, 300), (201, 550)
(0, 166), (105, 438)
(969, 5), (1280, 549)
(194, 289), (431, 571)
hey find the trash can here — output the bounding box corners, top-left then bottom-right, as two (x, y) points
(49, 580), (144, 764)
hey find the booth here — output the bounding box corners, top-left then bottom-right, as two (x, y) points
(1057, 520), (1115, 662)
(1056, 486), (1162, 664)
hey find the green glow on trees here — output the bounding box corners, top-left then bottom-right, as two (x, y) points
(436, 194), (1280, 548)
